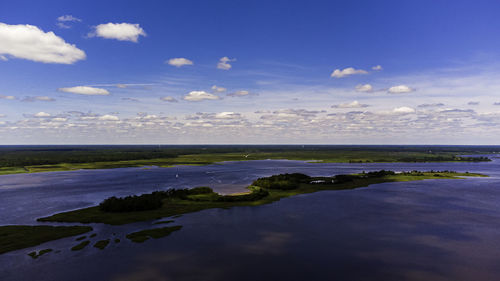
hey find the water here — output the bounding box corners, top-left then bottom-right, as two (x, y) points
(1, 157), (499, 280)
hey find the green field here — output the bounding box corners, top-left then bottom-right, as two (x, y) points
(38, 171), (485, 225)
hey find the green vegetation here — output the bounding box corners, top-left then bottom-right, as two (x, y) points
(27, 248), (52, 259)
(71, 240), (90, 251)
(89, 233), (96, 238)
(114, 238), (120, 243)
(126, 226), (182, 243)
(0, 225), (92, 254)
(38, 170), (486, 225)
(0, 145), (493, 175)
(93, 239), (110, 250)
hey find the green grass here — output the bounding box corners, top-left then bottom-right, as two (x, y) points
(93, 239), (110, 250)
(126, 226), (182, 243)
(71, 240), (90, 251)
(0, 225), (92, 254)
(27, 248), (52, 259)
(38, 171), (486, 226)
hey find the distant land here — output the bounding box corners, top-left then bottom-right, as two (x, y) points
(0, 145), (497, 175)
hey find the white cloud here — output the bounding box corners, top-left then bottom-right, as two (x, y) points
(57, 15), (81, 22)
(58, 86), (110, 95)
(227, 90), (250, 97)
(0, 95), (16, 100)
(467, 101), (479, 106)
(90, 23), (146, 42)
(494, 102), (500, 106)
(166, 57), (193, 67)
(0, 55), (7, 61)
(34, 112), (51, 117)
(355, 84), (373, 92)
(215, 112), (241, 119)
(388, 85), (415, 94)
(372, 65), (383, 71)
(183, 91), (220, 101)
(331, 100), (369, 108)
(393, 106), (415, 114)
(217, 56), (236, 70)
(211, 85), (227, 92)
(330, 67), (368, 78)
(99, 115), (119, 121)
(0, 23), (86, 64)
(160, 96), (178, 102)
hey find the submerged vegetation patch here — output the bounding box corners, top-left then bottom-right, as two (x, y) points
(126, 226), (182, 243)
(93, 239), (110, 250)
(71, 240), (90, 251)
(27, 248), (52, 259)
(0, 225), (92, 254)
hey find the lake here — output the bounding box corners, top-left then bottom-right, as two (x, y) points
(1, 157), (500, 280)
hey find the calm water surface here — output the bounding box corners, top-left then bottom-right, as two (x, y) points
(1, 157), (500, 280)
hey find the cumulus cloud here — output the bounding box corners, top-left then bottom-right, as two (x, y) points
(393, 106), (415, 114)
(355, 84), (373, 92)
(330, 67), (368, 78)
(467, 101), (479, 106)
(183, 91), (220, 101)
(58, 86), (110, 95)
(331, 100), (369, 108)
(0, 55), (7, 61)
(22, 96), (56, 102)
(0, 23), (86, 64)
(166, 57), (193, 67)
(99, 114), (119, 121)
(160, 96), (178, 102)
(388, 85), (415, 94)
(211, 85), (227, 92)
(0, 94), (16, 100)
(372, 65), (383, 71)
(89, 23), (146, 42)
(227, 90), (251, 97)
(217, 56), (236, 70)
(34, 112), (51, 117)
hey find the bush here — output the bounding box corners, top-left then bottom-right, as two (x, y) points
(252, 173), (311, 190)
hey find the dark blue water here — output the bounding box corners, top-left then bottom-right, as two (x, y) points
(1, 157), (500, 281)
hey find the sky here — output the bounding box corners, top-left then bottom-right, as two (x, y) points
(1, 0), (500, 144)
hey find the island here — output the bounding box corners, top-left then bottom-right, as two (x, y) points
(0, 170), (486, 255)
(38, 170), (486, 225)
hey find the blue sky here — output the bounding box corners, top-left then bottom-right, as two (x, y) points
(1, 0), (500, 144)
